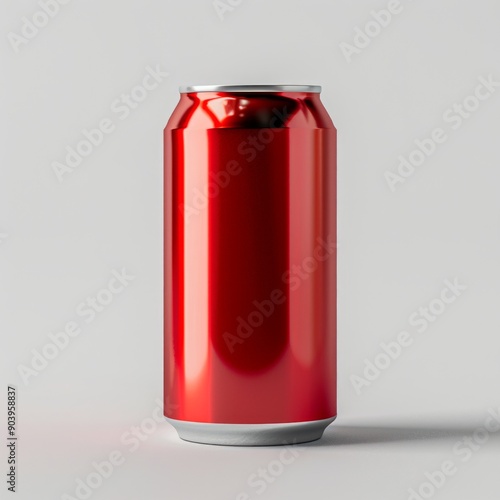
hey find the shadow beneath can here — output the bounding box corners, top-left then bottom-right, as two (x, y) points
(301, 422), (500, 447)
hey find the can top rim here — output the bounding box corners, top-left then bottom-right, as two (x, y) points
(179, 85), (322, 94)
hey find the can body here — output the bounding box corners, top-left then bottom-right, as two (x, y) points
(164, 85), (336, 445)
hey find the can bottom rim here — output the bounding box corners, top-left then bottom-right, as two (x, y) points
(165, 416), (336, 446)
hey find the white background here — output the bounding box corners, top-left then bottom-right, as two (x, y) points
(1, 0), (500, 499)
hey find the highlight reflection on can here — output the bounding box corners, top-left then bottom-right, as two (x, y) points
(164, 85), (336, 445)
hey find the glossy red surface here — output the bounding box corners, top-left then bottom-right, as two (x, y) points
(164, 90), (336, 423)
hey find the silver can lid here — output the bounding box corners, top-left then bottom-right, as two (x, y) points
(179, 84), (321, 93)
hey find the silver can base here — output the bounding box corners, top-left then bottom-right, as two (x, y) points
(166, 416), (336, 446)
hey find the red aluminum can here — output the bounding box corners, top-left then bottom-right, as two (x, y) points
(164, 85), (336, 445)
